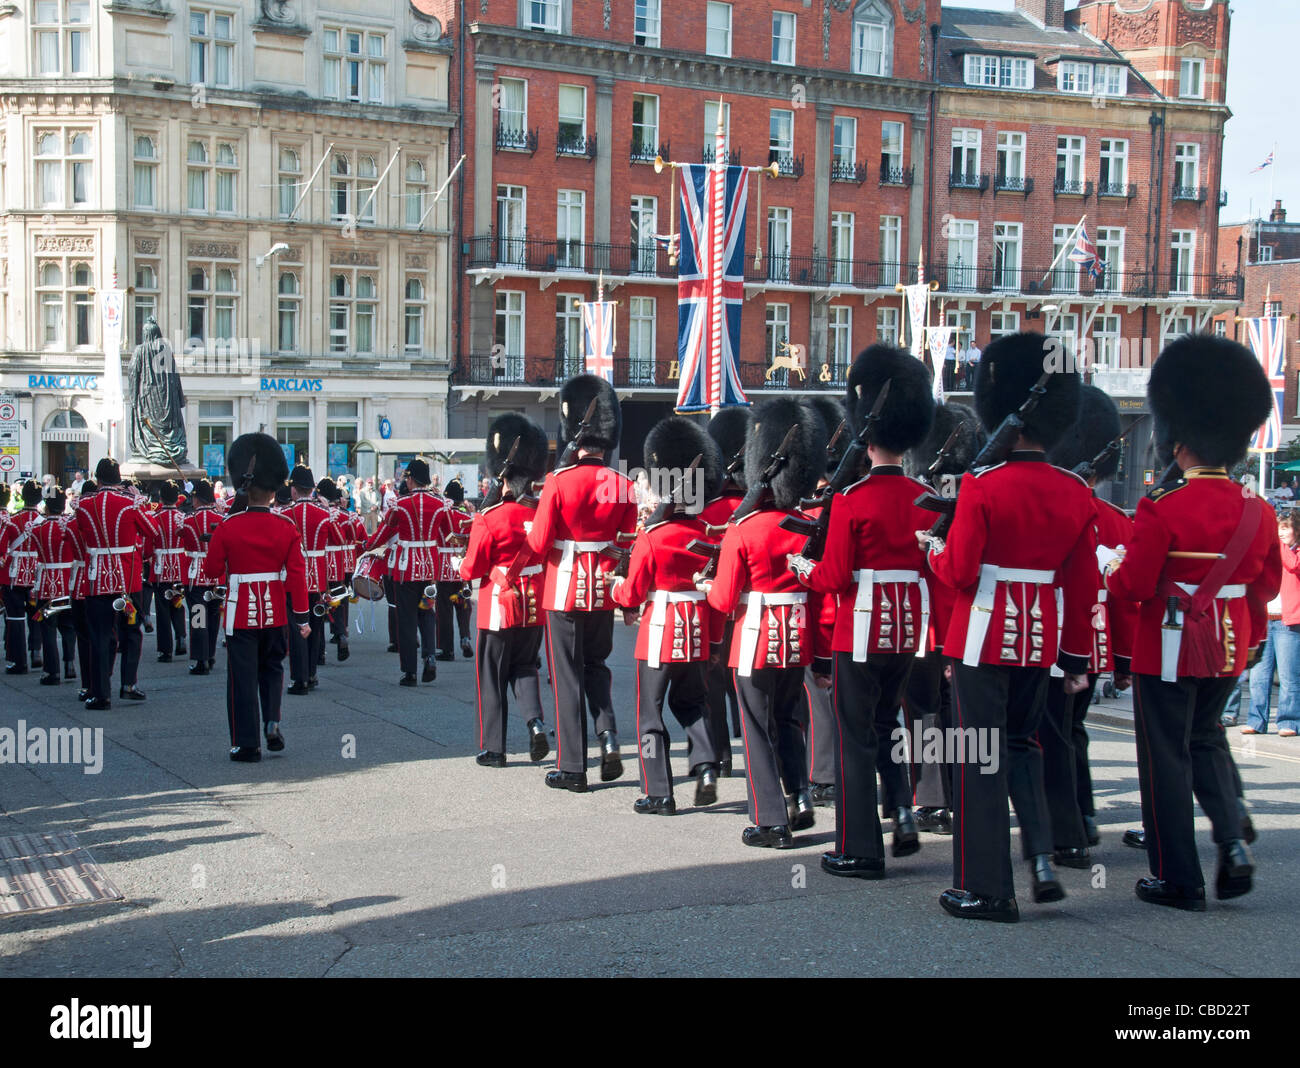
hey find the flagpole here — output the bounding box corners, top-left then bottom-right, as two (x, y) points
(1038, 215), (1088, 288)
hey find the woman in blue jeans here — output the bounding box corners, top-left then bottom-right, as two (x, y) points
(1246, 511), (1300, 736)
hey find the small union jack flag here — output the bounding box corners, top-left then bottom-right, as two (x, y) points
(1068, 223), (1107, 280)
(1251, 151), (1275, 174)
(581, 300), (616, 383)
(1245, 315), (1286, 452)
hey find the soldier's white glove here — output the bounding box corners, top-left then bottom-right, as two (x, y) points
(448, 555), (463, 573)
(787, 553), (814, 583)
(916, 531), (944, 555)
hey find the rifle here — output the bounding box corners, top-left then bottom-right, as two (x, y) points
(1073, 422), (1138, 483)
(910, 425), (969, 540)
(780, 381), (892, 561)
(556, 396), (601, 470)
(482, 436), (519, 510)
(645, 454), (703, 528)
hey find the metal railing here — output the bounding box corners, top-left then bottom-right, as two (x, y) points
(994, 174), (1034, 195)
(701, 144), (741, 166)
(949, 170), (989, 192)
(1053, 177), (1093, 197)
(927, 262), (1244, 301)
(880, 163), (915, 187)
(1172, 183), (1208, 204)
(831, 159), (868, 184)
(466, 233), (676, 279)
(556, 130), (597, 159)
(770, 153), (804, 179)
(630, 138), (669, 164)
(495, 123), (538, 154)
(1097, 181), (1137, 199)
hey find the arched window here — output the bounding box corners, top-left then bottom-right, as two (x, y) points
(405, 158), (428, 226)
(45, 408), (88, 430)
(133, 134), (158, 209)
(277, 271), (300, 351)
(851, 0), (894, 78)
(358, 156), (377, 222)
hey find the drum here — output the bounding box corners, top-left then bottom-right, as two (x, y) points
(352, 551), (388, 601)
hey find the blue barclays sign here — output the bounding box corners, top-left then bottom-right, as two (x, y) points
(260, 378), (323, 392)
(28, 374), (98, 390)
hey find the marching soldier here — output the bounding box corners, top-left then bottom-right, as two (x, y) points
(705, 398), (826, 847)
(924, 333), (1096, 923)
(1106, 335), (1279, 910)
(67, 480), (94, 698)
(30, 488), (82, 685)
(789, 345), (936, 876)
(459, 414), (551, 767)
(436, 478), (475, 661)
(610, 416), (722, 815)
(2, 481), (45, 673)
(150, 481), (189, 663)
(316, 478), (352, 663)
(181, 480), (224, 675)
(283, 466), (342, 693)
(202, 433), (310, 761)
(73, 458), (160, 709)
(514, 374), (636, 792)
(365, 458), (449, 686)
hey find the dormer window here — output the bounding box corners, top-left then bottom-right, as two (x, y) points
(963, 53), (1032, 90)
(851, 0), (894, 78)
(1058, 61), (1127, 96)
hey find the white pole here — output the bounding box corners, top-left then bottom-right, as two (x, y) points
(416, 153), (467, 231)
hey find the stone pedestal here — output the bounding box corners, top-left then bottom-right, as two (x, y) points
(119, 461), (208, 485)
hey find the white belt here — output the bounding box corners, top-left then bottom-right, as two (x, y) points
(851, 569), (928, 663)
(304, 549), (327, 557)
(1161, 582), (1248, 682)
(188, 550), (207, 581)
(737, 590), (807, 678)
(437, 547), (459, 553)
(86, 545), (133, 581)
(488, 564), (542, 631)
(397, 539), (439, 570)
(225, 569), (287, 635)
(552, 539), (611, 610)
(647, 589), (706, 669)
(963, 565), (1056, 667)
(40, 561), (76, 569)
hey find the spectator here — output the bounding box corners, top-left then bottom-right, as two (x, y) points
(1244, 510), (1300, 736)
(961, 340), (982, 390)
(943, 338), (958, 393)
(69, 470), (86, 496)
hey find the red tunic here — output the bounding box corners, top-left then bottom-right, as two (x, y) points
(460, 499), (543, 630)
(284, 499), (344, 593)
(1106, 470), (1281, 678)
(699, 490), (744, 527)
(438, 505), (473, 582)
(180, 506), (224, 588)
(1, 508), (44, 588)
(365, 490), (451, 584)
(521, 458), (638, 612)
(149, 506), (190, 586)
(201, 507), (309, 632)
(322, 508), (351, 586)
(928, 455), (1097, 673)
(72, 489), (160, 596)
(31, 516), (85, 600)
(1091, 495), (1138, 674)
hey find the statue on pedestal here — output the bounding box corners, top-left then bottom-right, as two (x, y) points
(127, 317), (190, 466)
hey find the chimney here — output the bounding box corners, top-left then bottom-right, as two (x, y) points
(1015, 0), (1066, 29)
(1271, 200), (1287, 224)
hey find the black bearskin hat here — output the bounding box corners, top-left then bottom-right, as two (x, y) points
(95, 457), (120, 485)
(289, 464), (316, 491)
(806, 396), (849, 476)
(193, 479), (215, 504)
(845, 343), (935, 454)
(707, 406), (751, 491)
(274, 485), (293, 506)
(45, 488), (66, 515)
(158, 481), (179, 505)
(1149, 334), (1273, 468)
(445, 478), (465, 504)
(904, 401), (986, 480)
(403, 458), (431, 486)
(644, 416), (724, 504)
(558, 374), (621, 454)
(228, 432), (289, 492)
(21, 480), (41, 507)
(1049, 386), (1123, 481)
(973, 332), (1081, 450)
(316, 477), (340, 502)
(486, 412), (549, 500)
(744, 398), (827, 511)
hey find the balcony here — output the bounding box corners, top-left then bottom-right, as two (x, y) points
(831, 159), (868, 184)
(556, 130), (597, 159)
(770, 153), (804, 179)
(466, 233), (676, 279)
(455, 353), (662, 389)
(1172, 183), (1208, 204)
(1053, 178), (1093, 198)
(630, 137), (670, 165)
(744, 253), (904, 290)
(925, 262), (1244, 302)
(1098, 182), (1137, 200)
(701, 144), (741, 166)
(495, 123), (538, 154)
(880, 164), (915, 188)
(994, 174), (1034, 196)
(949, 170), (989, 193)
(1219, 189), (1229, 208)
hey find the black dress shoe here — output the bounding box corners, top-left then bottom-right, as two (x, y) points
(786, 788), (815, 831)
(893, 807), (920, 857)
(84, 697), (110, 710)
(1122, 828), (1147, 849)
(435, 652), (455, 662)
(527, 718), (550, 762)
(810, 782), (836, 807)
(422, 658), (437, 682)
(329, 633), (340, 644)
(461, 638), (474, 659)
(1135, 877), (1206, 912)
(399, 674), (417, 687)
(476, 750), (507, 768)
(337, 641), (350, 663)
(1083, 814), (1100, 846)
(387, 643), (399, 653)
(308, 676), (318, 689)
(119, 686), (146, 701)
(599, 731), (623, 782)
(1053, 846), (1091, 869)
(189, 663), (210, 676)
(939, 889), (1020, 923)
(175, 644), (186, 657)
(545, 770), (589, 793)
(64, 662), (76, 680)
(39, 673), (60, 686)
(317, 653), (326, 667)
(694, 765), (718, 806)
(916, 807), (953, 835)
(288, 682), (310, 695)
(634, 795), (676, 815)
(1029, 854), (1066, 903)
(77, 688), (90, 701)
(5, 665), (27, 675)
(157, 653), (172, 663)
(1215, 839), (1254, 900)
(742, 825), (794, 849)
(264, 723), (285, 752)
(719, 758), (733, 778)
(821, 852), (885, 879)
(229, 746), (262, 763)
(1238, 799), (1258, 844)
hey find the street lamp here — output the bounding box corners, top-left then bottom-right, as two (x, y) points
(256, 242), (290, 268)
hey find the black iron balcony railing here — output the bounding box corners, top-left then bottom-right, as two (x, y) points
(630, 137), (670, 164)
(949, 170), (989, 193)
(770, 152), (804, 179)
(1097, 181), (1137, 199)
(1172, 182), (1208, 204)
(495, 123), (538, 154)
(456, 353), (661, 389)
(926, 262), (1244, 302)
(701, 144), (741, 166)
(831, 159), (868, 184)
(994, 174), (1034, 195)
(466, 233), (677, 279)
(744, 253), (905, 289)
(556, 130), (597, 159)
(880, 163), (915, 187)
(1053, 177), (1093, 197)
(1219, 189), (1229, 207)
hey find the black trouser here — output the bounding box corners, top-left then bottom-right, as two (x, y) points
(1040, 675), (1090, 850)
(1073, 673), (1099, 817)
(70, 598), (90, 683)
(186, 589), (222, 665)
(943, 360), (958, 392)
(4, 585), (32, 669)
(832, 651), (915, 860)
(288, 592), (323, 684)
(949, 659), (1053, 901)
(804, 666), (837, 785)
(477, 626), (544, 753)
(226, 626), (287, 749)
(436, 581), (473, 654)
(384, 576), (398, 647)
(636, 659), (714, 797)
(152, 584), (187, 656)
(40, 610), (76, 672)
(902, 652), (953, 809)
(546, 609), (616, 774)
(706, 619), (739, 753)
(85, 592), (143, 701)
(734, 665), (807, 827)
(394, 582), (437, 676)
(1133, 674), (1239, 890)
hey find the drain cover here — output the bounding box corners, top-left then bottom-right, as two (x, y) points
(0, 833), (123, 915)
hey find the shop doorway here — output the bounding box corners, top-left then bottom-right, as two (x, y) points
(42, 409), (90, 485)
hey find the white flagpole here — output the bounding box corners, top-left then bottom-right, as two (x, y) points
(1039, 215), (1088, 287)
(290, 142), (335, 220)
(416, 153), (467, 231)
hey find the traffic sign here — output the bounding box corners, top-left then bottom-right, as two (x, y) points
(0, 402), (14, 422)
(0, 454), (16, 473)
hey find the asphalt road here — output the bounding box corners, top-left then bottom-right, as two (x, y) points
(2, 611), (1298, 978)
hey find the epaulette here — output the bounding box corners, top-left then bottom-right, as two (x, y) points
(840, 474), (871, 496)
(970, 462), (1006, 478)
(1147, 479), (1187, 502)
(1097, 497), (1133, 520)
(1051, 465), (1090, 488)
(733, 510), (764, 527)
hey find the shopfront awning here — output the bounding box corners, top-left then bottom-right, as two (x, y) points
(353, 438), (484, 461)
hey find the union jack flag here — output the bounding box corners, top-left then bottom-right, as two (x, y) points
(1251, 151), (1275, 174)
(1245, 315), (1286, 452)
(1067, 223), (1106, 280)
(675, 162), (750, 412)
(581, 300), (616, 383)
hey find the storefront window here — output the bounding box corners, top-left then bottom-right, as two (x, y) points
(326, 401), (357, 477)
(277, 399), (310, 469)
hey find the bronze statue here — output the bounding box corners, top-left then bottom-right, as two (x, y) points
(127, 317), (190, 466)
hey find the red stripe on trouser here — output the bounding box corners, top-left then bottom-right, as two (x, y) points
(546, 617), (561, 766)
(475, 631), (485, 749)
(952, 667), (966, 890)
(833, 656), (846, 853)
(1133, 679), (1163, 881)
(636, 662), (647, 791)
(734, 668), (760, 824)
(227, 642), (236, 746)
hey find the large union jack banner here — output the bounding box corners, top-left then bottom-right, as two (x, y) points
(1245, 316), (1286, 452)
(581, 300), (616, 383)
(675, 162), (750, 413)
